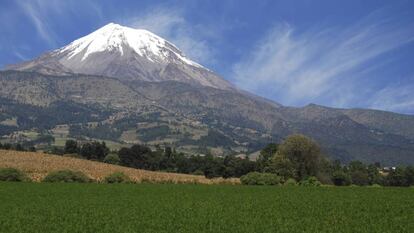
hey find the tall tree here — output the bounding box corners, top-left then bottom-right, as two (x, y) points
(64, 140), (78, 154)
(276, 134), (323, 180)
(257, 143), (278, 171)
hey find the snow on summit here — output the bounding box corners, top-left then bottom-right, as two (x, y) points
(8, 22), (233, 90)
(58, 23), (203, 68)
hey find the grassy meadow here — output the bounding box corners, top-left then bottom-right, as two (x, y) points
(0, 182), (413, 233)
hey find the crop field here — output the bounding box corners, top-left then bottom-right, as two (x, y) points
(0, 150), (238, 184)
(0, 183), (413, 233)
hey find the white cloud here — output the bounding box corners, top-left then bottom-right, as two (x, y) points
(231, 10), (414, 112)
(15, 0), (103, 47)
(16, 0), (59, 46)
(123, 7), (216, 67)
(369, 80), (414, 114)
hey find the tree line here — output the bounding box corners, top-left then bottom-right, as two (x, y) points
(254, 134), (414, 187)
(62, 140), (255, 179)
(2, 134), (413, 186)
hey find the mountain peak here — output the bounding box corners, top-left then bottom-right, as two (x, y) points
(6, 23), (234, 90)
(57, 23), (202, 68)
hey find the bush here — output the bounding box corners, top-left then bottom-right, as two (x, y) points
(103, 153), (121, 165)
(240, 172), (281, 185)
(261, 173), (282, 185)
(192, 170), (204, 176)
(284, 178), (298, 186)
(332, 171), (351, 186)
(43, 170), (91, 183)
(299, 176), (321, 186)
(104, 172), (132, 184)
(0, 168), (30, 182)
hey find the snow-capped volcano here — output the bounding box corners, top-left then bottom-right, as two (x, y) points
(59, 23), (203, 67)
(8, 23), (233, 90)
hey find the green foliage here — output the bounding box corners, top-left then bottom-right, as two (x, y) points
(103, 153), (121, 165)
(192, 170), (204, 176)
(0, 168), (29, 182)
(240, 172), (281, 185)
(42, 170), (91, 183)
(80, 141), (109, 161)
(299, 176), (321, 187)
(386, 167), (409, 186)
(118, 144), (152, 169)
(53, 138), (414, 187)
(14, 144), (24, 151)
(104, 172), (131, 184)
(197, 129), (235, 148)
(69, 124), (122, 141)
(0, 143), (33, 152)
(64, 140), (78, 154)
(267, 154), (296, 179)
(348, 161), (369, 186)
(257, 143), (278, 171)
(284, 178), (298, 186)
(272, 134), (324, 181)
(117, 144), (256, 179)
(406, 166), (414, 186)
(332, 171), (352, 186)
(137, 125), (170, 142)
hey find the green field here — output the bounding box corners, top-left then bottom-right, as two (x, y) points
(0, 183), (413, 233)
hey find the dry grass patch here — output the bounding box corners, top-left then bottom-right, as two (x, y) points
(0, 150), (240, 185)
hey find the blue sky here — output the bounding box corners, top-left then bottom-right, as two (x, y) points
(1, 0), (413, 114)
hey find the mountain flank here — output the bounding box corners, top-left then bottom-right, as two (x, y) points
(2, 23), (414, 165)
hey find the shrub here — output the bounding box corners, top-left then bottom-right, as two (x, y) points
(332, 171), (351, 186)
(261, 173), (282, 185)
(103, 153), (121, 165)
(284, 178), (298, 186)
(299, 176), (322, 187)
(240, 172), (281, 185)
(104, 172), (131, 184)
(192, 170), (204, 176)
(43, 170), (91, 183)
(0, 168), (30, 182)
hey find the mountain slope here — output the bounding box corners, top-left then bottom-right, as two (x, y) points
(7, 23), (233, 90)
(1, 70), (413, 165)
(2, 23), (414, 165)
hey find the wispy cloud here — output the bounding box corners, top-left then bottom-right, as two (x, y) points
(123, 6), (217, 66)
(369, 78), (414, 114)
(15, 0), (103, 48)
(231, 9), (414, 113)
(16, 0), (59, 47)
